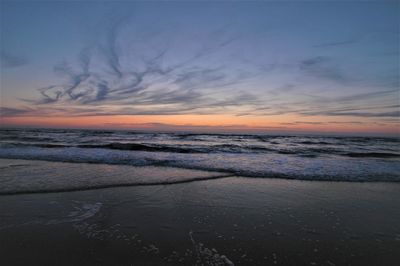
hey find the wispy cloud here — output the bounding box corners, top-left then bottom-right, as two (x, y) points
(0, 51), (28, 68)
(335, 90), (398, 103)
(0, 107), (32, 116)
(280, 120), (375, 126)
(299, 56), (348, 83)
(102, 122), (287, 132)
(313, 38), (359, 48)
(302, 110), (400, 118)
(4, 12), (399, 125)
(18, 18), (261, 117)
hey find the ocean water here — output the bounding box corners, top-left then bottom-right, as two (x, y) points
(0, 128), (399, 182)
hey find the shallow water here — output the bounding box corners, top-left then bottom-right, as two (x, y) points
(0, 159), (231, 195)
(1, 128), (399, 181)
(1, 175), (399, 265)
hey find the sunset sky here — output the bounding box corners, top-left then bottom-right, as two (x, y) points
(0, 1), (399, 135)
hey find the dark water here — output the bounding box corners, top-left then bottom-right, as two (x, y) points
(0, 128), (399, 181)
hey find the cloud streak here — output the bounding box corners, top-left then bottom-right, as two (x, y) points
(299, 56), (348, 83)
(3, 11), (398, 127)
(313, 39), (359, 48)
(300, 110), (400, 118)
(1, 51), (28, 68)
(19, 18), (262, 118)
(102, 122), (287, 133)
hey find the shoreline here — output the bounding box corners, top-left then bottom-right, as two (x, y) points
(1, 159), (400, 265)
(1, 158), (399, 185)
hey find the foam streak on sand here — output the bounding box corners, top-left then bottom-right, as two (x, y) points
(47, 203), (102, 225)
(189, 231), (235, 266)
(0, 201), (102, 230)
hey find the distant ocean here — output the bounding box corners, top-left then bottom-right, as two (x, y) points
(1, 128), (399, 182)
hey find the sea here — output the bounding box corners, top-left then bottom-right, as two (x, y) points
(1, 128), (399, 182)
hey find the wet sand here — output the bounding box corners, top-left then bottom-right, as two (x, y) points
(0, 160), (399, 265)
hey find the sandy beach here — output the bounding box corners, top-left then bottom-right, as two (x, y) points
(2, 1), (399, 265)
(1, 159), (399, 265)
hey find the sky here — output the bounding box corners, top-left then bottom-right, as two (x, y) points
(0, 1), (399, 135)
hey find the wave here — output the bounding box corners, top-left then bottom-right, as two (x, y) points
(2, 141), (400, 159)
(0, 163), (31, 170)
(344, 152), (400, 158)
(0, 136), (57, 142)
(297, 141), (332, 145)
(1, 147), (399, 183)
(79, 143), (201, 153)
(78, 143), (260, 154)
(1, 143), (71, 149)
(1, 129), (400, 184)
(2, 142), (277, 154)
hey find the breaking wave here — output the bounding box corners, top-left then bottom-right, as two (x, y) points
(1, 128), (399, 183)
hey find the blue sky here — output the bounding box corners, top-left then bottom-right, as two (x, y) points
(0, 1), (399, 134)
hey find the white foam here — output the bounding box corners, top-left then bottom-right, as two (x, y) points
(46, 202), (102, 225)
(189, 230), (235, 265)
(1, 143), (399, 182)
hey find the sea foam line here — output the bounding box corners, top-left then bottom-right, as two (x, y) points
(0, 174), (234, 196)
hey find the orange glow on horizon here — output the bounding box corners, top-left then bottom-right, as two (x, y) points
(1, 114), (399, 136)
